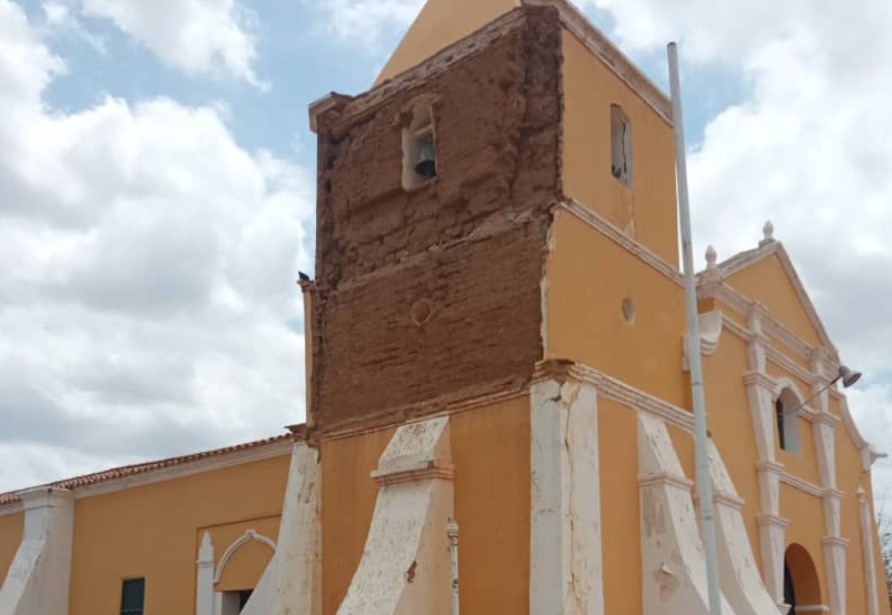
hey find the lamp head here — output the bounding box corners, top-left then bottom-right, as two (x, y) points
(838, 364), (862, 388)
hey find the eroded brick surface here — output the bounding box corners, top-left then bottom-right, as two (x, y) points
(312, 7), (563, 431)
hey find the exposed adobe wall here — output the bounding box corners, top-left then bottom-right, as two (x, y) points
(312, 7), (562, 431)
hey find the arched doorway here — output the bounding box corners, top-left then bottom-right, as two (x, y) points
(783, 543), (823, 613)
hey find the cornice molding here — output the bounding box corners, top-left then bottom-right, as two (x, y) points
(757, 514), (790, 529)
(638, 473), (693, 492)
(743, 371), (777, 390)
(371, 462), (456, 486)
(822, 536), (850, 549)
(780, 472), (824, 498)
(557, 200), (683, 286)
(0, 501), (23, 517)
(537, 361), (695, 432)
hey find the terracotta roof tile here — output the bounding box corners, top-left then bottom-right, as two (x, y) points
(0, 431), (300, 508)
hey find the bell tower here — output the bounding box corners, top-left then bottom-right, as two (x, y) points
(308, 5), (564, 433)
(307, 1), (687, 613)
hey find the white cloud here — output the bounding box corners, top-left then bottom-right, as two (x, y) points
(309, 0), (423, 47)
(0, 0), (312, 493)
(578, 0), (892, 499)
(65, 0), (260, 82)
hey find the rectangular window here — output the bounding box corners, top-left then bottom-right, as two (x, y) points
(610, 104), (632, 187)
(775, 399), (786, 450)
(120, 578), (145, 615)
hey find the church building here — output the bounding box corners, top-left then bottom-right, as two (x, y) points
(0, 1), (888, 614)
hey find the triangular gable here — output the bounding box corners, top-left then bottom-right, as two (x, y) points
(720, 241), (834, 350)
(374, 0), (521, 86)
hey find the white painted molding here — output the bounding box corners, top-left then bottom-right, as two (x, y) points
(536, 362), (694, 432)
(822, 536), (848, 615)
(683, 310), (723, 371)
(558, 200), (683, 286)
(0, 487), (74, 615)
(530, 379), (604, 615)
(779, 473), (824, 498)
(213, 530), (277, 585)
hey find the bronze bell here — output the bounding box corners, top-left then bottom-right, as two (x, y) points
(415, 140), (437, 179)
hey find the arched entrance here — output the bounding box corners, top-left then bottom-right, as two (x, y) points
(783, 543), (823, 613)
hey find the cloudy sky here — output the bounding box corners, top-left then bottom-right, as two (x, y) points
(1, 0), (890, 500)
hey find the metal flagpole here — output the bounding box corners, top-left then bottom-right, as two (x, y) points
(667, 41), (723, 615)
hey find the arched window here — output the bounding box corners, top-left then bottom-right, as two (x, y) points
(775, 387), (801, 454)
(784, 543), (824, 612)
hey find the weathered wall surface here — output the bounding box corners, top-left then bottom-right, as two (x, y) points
(67, 454), (290, 615)
(0, 512), (23, 587)
(321, 396), (530, 615)
(312, 8), (562, 432)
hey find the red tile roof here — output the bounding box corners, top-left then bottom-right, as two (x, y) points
(0, 433), (296, 508)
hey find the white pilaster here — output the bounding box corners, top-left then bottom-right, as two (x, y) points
(0, 488), (74, 615)
(857, 488), (880, 615)
(744, 306), (788, 609)
(530, 378), (603, 615)
(822, 536), (848, 615)
(196, 532), (215, 615)
(811, 352), (847, 615)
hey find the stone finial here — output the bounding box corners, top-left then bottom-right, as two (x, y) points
(760, 220), (775, 246)
(705, 245), (717, 269)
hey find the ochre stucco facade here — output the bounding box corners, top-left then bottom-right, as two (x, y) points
(0, 1), (887, 614)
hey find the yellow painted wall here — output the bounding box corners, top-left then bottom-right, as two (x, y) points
(0, 512), (23, 586)
(374, 0), (520, 85)
(68, 453), (290, 615)
(546, 208), (687, 407)
(725, 255), (822, 347)
(561, 30), (678, 265)
(701, 329), (763, 564)
(781, 484), (830, 604)
(321, 396), (531, 615)
(321, 426), (396, 615)
(597, 397), (642, 614)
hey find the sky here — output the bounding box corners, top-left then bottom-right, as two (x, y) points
(0, 0), (890, 504)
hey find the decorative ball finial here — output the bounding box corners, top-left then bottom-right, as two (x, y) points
(705, 244), (717, 269)
(761, 220), (775, 245)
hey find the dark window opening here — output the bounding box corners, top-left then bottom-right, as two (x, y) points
(776, 398), (787, 450)
(120, 578), (145, 615)
(610, 104), (632, 187)
(402, 104), (437, 189)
